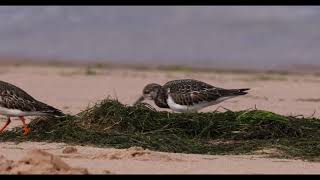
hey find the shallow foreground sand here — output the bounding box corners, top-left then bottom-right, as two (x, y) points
(1, 142), (320, 174)
(1, 65), (320, 174)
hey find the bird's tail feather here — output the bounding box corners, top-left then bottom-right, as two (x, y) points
(38, 102), (65, 117)
(43, 108), (65, 117)
(216, 88), (250, 97)
(228, 88), (250, 96)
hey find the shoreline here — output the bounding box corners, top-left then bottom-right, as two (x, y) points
(1, 58), (320, 76)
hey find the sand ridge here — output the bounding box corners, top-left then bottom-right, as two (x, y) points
(0, 149), (89, 174)
(1, 142), (320, 174)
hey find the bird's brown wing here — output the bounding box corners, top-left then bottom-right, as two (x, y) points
(163, 79), (249, 106)
(0, 81), (63, 115)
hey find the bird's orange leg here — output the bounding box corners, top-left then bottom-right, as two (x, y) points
(0, 117), (11, 133)
(19, 116), (31, 136)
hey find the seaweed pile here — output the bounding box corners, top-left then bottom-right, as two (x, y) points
(1, 99), (320, 161)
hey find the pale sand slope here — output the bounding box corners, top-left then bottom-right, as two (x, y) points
(1, 142), (320, 174)
(0, 65), (320, 174)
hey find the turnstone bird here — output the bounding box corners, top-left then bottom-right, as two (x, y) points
(0, 80), (64, 135)
(133, 79), (250, 113)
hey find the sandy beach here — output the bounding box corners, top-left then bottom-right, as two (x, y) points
(1, 64), (320, 174)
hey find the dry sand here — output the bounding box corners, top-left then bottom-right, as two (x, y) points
(2, 142), (320, 174)
(0, 64), (320, 174)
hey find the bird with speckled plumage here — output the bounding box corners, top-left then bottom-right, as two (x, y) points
(133, 79), (250, 113)
(0, 80), (65, 135)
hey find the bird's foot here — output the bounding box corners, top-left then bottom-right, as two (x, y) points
(23, 127), (31, 136)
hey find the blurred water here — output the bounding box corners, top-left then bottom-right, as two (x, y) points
(0, 6), (320, 70)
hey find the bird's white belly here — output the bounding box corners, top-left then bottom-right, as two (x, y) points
(167, 95), (210, 113)
(167, 95), (236, 113)
(0, 106), (43, 117)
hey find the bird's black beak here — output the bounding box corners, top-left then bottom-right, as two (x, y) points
(133, 96), (145, 106)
